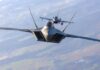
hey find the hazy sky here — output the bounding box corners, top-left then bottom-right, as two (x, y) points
(0, 0), (100, 70)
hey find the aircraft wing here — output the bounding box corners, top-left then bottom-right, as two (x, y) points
(61, 21), (73, 23)
(40, 17), (52, 20)
(0, 27), (32, 33)
(65, 34), (100, 42)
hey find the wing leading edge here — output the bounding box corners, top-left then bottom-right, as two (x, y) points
(65, 34), (100, 42)
(0, 27), (33, 33)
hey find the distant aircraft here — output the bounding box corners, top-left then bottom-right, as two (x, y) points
(40, 16), (73, 25)
(40, 9), (75, 25)
(0, 8), (100, 43)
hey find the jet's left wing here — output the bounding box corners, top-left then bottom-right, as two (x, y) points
(0, 27), (32, 33)
(40, 17), (52, 20)
(65, 34), (100, 42)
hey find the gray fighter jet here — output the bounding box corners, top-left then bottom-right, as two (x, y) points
(0, 8), (100, 43)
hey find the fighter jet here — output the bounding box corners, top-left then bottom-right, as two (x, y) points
(0, 8), (100, 43)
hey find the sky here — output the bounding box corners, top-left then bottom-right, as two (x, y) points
(0, 0), (100, 70)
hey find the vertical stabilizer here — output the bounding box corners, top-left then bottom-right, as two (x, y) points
(63, 12), (76, 32)
(29, 8), (38, 29)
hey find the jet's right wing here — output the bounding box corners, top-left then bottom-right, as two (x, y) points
(61, 20), (73, 23)
(65, 34), (100, 42)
